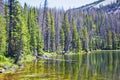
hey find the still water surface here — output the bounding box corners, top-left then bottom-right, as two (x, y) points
(1, 51), (120, 80)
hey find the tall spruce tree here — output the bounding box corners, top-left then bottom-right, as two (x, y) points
(50, 14), (55, 52)
(60, 27), (65, 51)
(61, 13), (71, 52)
(28, 8), (42, 55)
(112, 31), (117, 49)
(71, 18), (81, 52)
(20, 3), (31, 55)
(0, 16), (7, 55)
(107, 30), (112, 49)
(0, 0), (7, 56)
(7, 0), (23, 63)
(81, 26), (89, 51)
(44, 11), (51, 52)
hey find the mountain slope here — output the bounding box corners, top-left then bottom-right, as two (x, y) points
(98, 1), (120, 13)
(68, 0), (118, 13)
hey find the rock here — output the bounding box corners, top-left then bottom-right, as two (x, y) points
(19, 64), (24, 69)
(88, 51), (91, 54)
(18, 63), (24, 69)
(0, 68), (5, 73)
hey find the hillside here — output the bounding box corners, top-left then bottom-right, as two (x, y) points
(68, 0), (119, 14)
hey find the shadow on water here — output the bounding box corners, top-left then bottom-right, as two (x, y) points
(1, 51), (120, 80)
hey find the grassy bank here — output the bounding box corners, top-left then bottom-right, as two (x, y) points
(0, 55), (16, 73)
(0, 54), (37, 73)
(0, 55), (14, 68)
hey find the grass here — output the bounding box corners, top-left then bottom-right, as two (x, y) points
(0, 55), (18, 73)
(0, 54), (37, 74)
(20, 54), (36, 63)
(0, 55), (13, 68)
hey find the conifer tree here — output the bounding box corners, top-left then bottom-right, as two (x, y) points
(0, 16), (7, 55)
(8, 0), (22, 60)
(20, 4), (31, 55)
(106, 30), (112, 49)
(0, 0), (7, 56)
(112, 31), (117, 49)
(81, 26), (89, 51)
(61, 13), (71, 52)
(71, 18), (81, 52)
(50, 14), (55, 52)
(60, 28), (65, 51)
(28, 8), (40, 54)
(44, 11), (51, 52)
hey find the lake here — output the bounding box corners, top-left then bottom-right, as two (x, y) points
(0, 51), (120, 80)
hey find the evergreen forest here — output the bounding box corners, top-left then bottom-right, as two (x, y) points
(0, 0), (120, 67)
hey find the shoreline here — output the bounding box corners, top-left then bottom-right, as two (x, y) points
(0, 50), (120, 73)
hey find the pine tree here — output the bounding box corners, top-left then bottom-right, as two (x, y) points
(34, 8), (43, 54)
(106, 30), (112, 49)
(60, 28), (65, 51)
(20, 4), (31, 55)
(28, 8), (41, 55)
(61, 13), (71, 52)
(0, 0), (7, 56)
(112, 31), (117, 49)
(36, 28), (44, 54)
(44, 11), (51, 52)
(0, 16), (7, 55)
(8, 0), (14, 57)
(81, 26), (89, 51)
(50, 14), (55, 52)
(4, 1), (9, 33)
(7, 0), (22, 61)
(71, 18), (81, 52)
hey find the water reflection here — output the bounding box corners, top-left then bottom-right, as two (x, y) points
(1, 51), (120, 80)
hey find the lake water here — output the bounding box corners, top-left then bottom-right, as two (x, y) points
(0, 51), (120, 80)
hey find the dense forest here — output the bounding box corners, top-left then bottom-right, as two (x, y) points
(0, 0), (120, 63)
